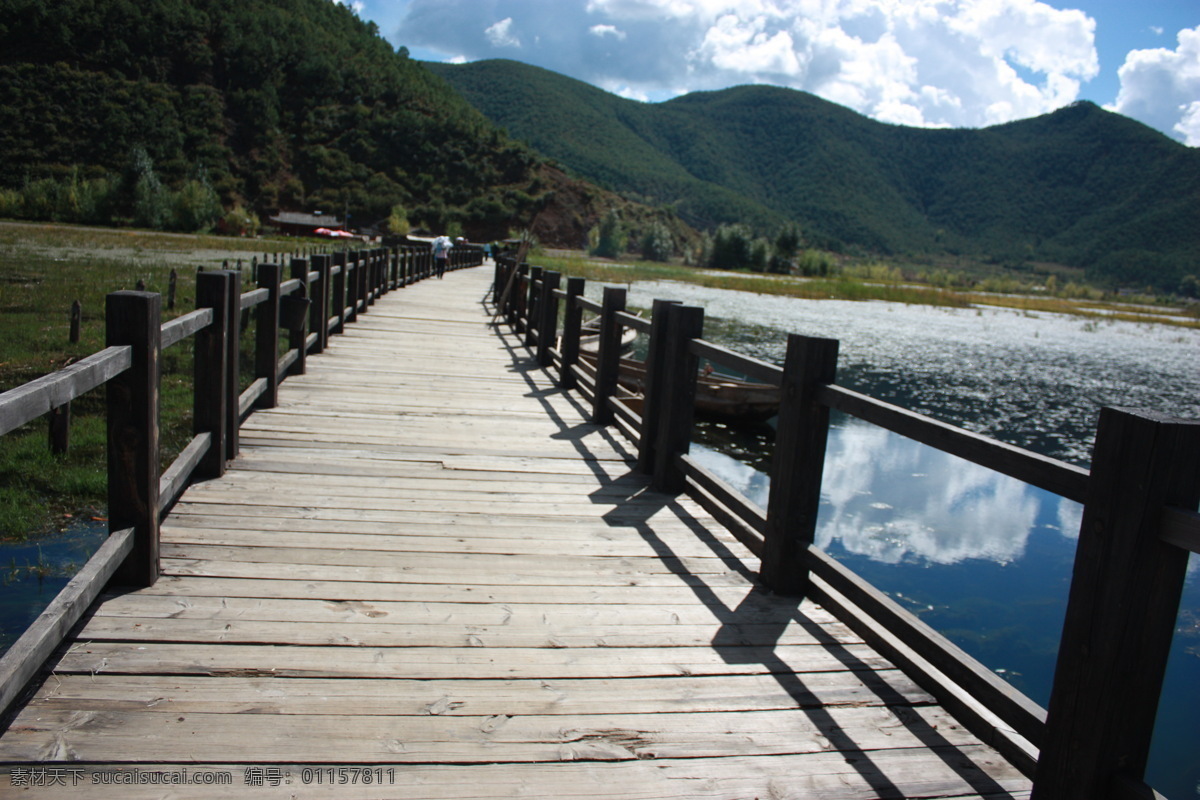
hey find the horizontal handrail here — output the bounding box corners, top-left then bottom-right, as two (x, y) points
(161, 308), (213, 350)
(818, 384), (1090, 503)
(804, 541), (1048, 744)
(241, 287), (270, 309)
(158, 432), (212, 516)
(576, 296), (603, 314)
(279, 278), (303, 296)
(0, 527), (134, 713)
(678, 453), (768, 538)
(1162, 506), (1200, 554)
(0, 346), (132, 436)
(615, 311), (651, 333)
(689, 338), (785, 385)
(240, 377), (268, 418)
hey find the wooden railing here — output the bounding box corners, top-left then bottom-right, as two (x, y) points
(494, 255), (1200, 800)
(0, 242), (483, 715)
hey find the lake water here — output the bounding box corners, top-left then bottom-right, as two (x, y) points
(622, 280), (1200, 799)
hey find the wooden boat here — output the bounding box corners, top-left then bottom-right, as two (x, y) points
(579, 351), (781, 423)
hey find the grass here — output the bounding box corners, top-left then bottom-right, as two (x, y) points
(0, 221), (312, 541)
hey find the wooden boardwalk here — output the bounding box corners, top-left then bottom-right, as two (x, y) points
(0, 266), (1030, 798)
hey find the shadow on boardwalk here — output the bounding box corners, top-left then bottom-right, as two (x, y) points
(492, 319), (1023, 800)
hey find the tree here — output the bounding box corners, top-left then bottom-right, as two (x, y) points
(708, 223), (754, 270)
(388, 203), (410, 235)
(640, 221), (673, 262)
(591, 208), (626, 258)
(129, 147), (169, 229)
(770, 222), (803, 274)
(172, 169), (222, 232)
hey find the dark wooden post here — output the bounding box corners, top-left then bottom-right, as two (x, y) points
(194, 271), (230, 480)
(537, 271), (561, 368)
(69, 300), (82, 343)
(513, 265), (529, 331)
(106, 291), (161, 588)
(345, 251), (359, 323)
(559, 277), (585, 390)
(651, 304), (704, 493)
(358, 248), (370, 310)
(167, 269), (177, 310)
(224, 268), (241, 460)
(759, 334), (840, 595)
(289, 258), (310, 376)
(48, 404), (70, 455)
(1032, 408), (1200, 800)
(255, 263), (282, 408)
(332, 251), (347, 335)
(592, 286), (627, 424)
(636, 299), (681, 475)
(311, 254), (331, 354)
(524, 266), (543, 347)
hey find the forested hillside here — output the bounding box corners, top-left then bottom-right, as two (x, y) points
(430, 59), (1200, 291)
(0, 0), (545, 239)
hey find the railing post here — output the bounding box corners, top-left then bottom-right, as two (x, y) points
(288, 257), (310, 376)
(359, 248), (370, 309)
(559, 277), (585, 390)
(759, 334), (840, 595)
(537, 271), (561, 368)
(255, 262), (281, 408)
(651, 303), (703, 493)
(311, 254), (331, 353)
(592, 286), (627, 425)
(224, 269), (241, 460)
(345, 250), (359, 323)
(636, 298), (681, 475)
(194, 271), (230, 480)
(106, 290), (161, 588)
(525, 266), (543, 347)
(513, 264), (529, 331)
(367, 249), (378, 305)
(1032, 408), (1200, 800)
(332, 251), (347, 334)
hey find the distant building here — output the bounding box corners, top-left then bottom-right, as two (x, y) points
(268, 211), (344, 237)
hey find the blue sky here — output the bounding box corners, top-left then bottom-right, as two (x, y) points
(342, 0), (1199, 145)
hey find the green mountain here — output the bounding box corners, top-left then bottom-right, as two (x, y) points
(0, 0), (545, 239)
(429, 59), (1200, 290)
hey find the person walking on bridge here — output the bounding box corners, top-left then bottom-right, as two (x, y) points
(433, 234), (452, 278)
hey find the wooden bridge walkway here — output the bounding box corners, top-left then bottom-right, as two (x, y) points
(0, 266), (1029, 798)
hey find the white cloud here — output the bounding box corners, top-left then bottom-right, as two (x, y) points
(393, 0), (1103, 131)
(590, 24), (627, 40)
(485, 17), (522, 48)
(1109, 27), (1200, 146)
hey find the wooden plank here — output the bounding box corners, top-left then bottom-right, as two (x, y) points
(76, 615), (859, 649)
(1, 706), (986, 763)
(88, 592), (842, 629)
(24, 670), (933, 716)
(49, 642), (895, 679)
(124, 575), (783, 607)
(158, 526), (750, 560)
(0, 749), (1031, 800)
